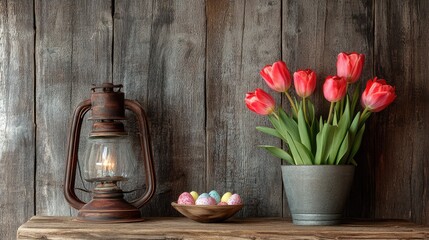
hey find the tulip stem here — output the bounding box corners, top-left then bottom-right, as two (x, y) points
(361, 108), (369, 118)
(359, 107), (370, 124)
(327, 101), (335, 124)
(284, 91), (298, 116)
(272, 111), (280, 120)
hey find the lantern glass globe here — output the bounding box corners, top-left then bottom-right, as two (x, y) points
(83, 135), (137, 183)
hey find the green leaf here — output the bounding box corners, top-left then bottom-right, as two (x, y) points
(274, 106), (315, 165)
(340, 112), (361, 162)
(307, 99), (316, 125)
(298, 107), (312, 153)
(284, 131), (303, 164)
(293, 97), (299, 119)
(310, 117), (319, 156)
(341, 97), (347, 118)
(348, 124), (366, 164)
(256, 126), (282, 139)
(268, 114), (307, 164)
(294, 141), (314, 164)
(259, 145), (294, 165)
(314, 123), (336, 165)
(268, 115), (287, 143)
(336, 132), (350, 165)
(278, 108), (300, 142)
(349, 112), (361, 140)
(334, 99), (341, 120)
(280, 129), (313, 165)
(333, 108), (338, 126)
(328, 98), (351, 164)
(351, 82), (361, 115)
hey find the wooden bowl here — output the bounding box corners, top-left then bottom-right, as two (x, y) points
(171, 202), (243, 223)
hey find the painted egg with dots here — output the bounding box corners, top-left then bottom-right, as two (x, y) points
(209, 190), (221, 203)
(195, 196), (217, 205)
(177, 192), (195, 205)
(227, 193), (242, 205)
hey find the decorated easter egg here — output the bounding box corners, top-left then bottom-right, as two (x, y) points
(195, 196), (217, 205)
(199, 193), (210, 198)
(190, 191), (199, 201)
(227, 193), (242, 205)
(208, 190), (221, 203)
(221, 192), (232, 203)
(177, 192), (195, 205)
(218, 202), (228, 206)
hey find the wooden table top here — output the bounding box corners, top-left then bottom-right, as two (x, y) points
(17, 216), (429, 239)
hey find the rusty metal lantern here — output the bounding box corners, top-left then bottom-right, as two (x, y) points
(64, 83), (156, 223)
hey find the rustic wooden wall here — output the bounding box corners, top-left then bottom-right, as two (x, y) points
(0, 0), (428, 239)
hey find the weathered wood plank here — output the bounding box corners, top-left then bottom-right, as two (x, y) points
(35, 0), (113, 216)
(114, 0), (152, 98)
(1, 2), (428, 239)
(35, 0), (73, 217)
(0, 1), (35, 239)
(282, 0), (374, 218)
(374, 0), (429, 225)
(113, 0), (154, 204)
(206, 0), (282, 217)
(17, 216), (429, 239)
(282, 0), (374, 132)
(142, 0), (206, 216)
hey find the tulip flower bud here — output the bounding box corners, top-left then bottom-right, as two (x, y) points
(361, 77), (396, 112)
(293, 69), (316, 98)
(245, 88), (276, 115)
(336, 52), (365, 83)
(260, 61), (292, 92)
(323, 76), (347, 102)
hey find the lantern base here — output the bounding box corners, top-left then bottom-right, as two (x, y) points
(76, 182), (143, 223)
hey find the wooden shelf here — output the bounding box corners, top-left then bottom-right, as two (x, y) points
(17, 216), (429, 239)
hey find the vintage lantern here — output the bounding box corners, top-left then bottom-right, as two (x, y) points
(64, 83), (156, 223)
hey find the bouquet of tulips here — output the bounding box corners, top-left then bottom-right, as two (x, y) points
(245, 53), (396, 165)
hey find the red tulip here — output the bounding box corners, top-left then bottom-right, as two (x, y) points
(336, 52), (365, 83)
(245, 88), (276, 115)
(361, 77), (396, 112)
(323, 76), (347, 102)
(260, 61), (291, 92)
(293, 69), (316, 98)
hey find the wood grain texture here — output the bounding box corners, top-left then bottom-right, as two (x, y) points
(282, 0), (374, 133)
(206, 0), (283, 217)
(0, 1), (35, 239)
(144, 0), (206, 216)
(282, 0), (375, 218)
(35, 0), (73, 217)
(113, 0), (154, 204)
(17, 216), (429, 240)
(35, 0), (113, 216)
(2, 0), (429, 238)
(374, 0), (429, 225)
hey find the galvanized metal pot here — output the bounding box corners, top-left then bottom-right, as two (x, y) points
(281, 165), (355, 226)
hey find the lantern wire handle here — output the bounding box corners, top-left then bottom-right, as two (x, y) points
(75, 159), (91, 193)
(75, 188), (91, 193)
(122, 187), (146, 194)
